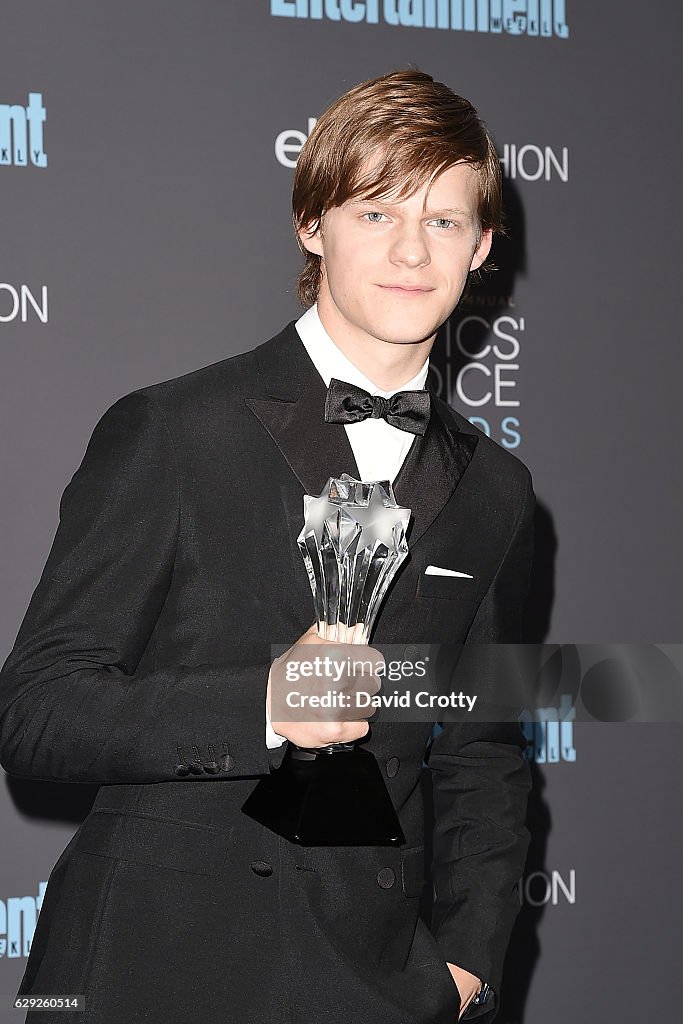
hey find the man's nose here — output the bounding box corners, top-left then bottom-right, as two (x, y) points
(388, 224), (431, 267)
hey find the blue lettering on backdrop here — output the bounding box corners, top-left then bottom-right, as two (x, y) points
(501, 416), (522, 449)
(342, 0), (367, 22)
(270, 0), (569, 36)
(520, 696), (577, 763)
(0, 93), (47, 168)
(0, 883), (46, 958)
(467, 417), (522, 449)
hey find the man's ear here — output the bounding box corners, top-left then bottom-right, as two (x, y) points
(469, 228), (493, 272)
(297, 219), (324, 258)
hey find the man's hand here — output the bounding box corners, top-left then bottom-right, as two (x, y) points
(267, 622), (384, 748)
(446, 962), (482, 1019)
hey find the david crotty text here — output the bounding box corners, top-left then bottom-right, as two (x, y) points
(285, 691), (478, 711)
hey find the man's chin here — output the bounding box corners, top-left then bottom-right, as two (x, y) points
(370, 324), (442, 346)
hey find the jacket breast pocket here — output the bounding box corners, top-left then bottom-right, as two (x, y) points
(417, 572), (476, 601)
(75, 809), (233, 878)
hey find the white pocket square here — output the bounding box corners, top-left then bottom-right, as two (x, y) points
(425, 564), (474, 578)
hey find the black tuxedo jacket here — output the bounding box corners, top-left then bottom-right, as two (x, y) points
(0, 320), (535, 1024)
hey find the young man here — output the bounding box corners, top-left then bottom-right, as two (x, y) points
(0, 70), (534, 1024)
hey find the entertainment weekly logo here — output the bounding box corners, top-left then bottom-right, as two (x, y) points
(275, 120), (569, 183)
(0, 92), (47, 168)
(270, 0), (569, 37)
(0, 882), (46, 958)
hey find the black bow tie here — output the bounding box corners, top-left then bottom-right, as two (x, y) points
(324, 377), (431, 436)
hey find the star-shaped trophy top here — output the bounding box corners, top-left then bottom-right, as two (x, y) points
(296, 475), (413, 644)
(298, 474), (411, 554)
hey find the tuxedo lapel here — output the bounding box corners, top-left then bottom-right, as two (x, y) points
(244, 320), (479, 548)
(391, 399), (478, 546)
(245, 322), (362, 493)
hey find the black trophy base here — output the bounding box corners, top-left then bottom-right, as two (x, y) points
(240, 743), (406, 846)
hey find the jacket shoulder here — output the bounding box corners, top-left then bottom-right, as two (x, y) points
(132, 346), (259, 410)
(95, 330), (276, 440)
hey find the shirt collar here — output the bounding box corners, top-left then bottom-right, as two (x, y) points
(294, 302), (430, 397)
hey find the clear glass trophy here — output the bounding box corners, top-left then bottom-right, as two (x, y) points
(241, 475), (411, 846)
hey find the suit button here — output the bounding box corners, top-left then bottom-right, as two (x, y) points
(404, 645), (423, 662)
(174, 763), (190, 777)
(218, 754), (235, 772)
(385, 757), (400, 778)
(377, 867), (395, 889)
(188, 761), (204, 775)
(250, 860), (273, 877)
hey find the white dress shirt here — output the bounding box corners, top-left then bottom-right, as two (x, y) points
(266, 302), (430, 747)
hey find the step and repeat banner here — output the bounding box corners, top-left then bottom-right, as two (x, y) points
(1, 3), (681, 1022)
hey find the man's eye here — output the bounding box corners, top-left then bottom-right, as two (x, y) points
(361, 213), (458, 229)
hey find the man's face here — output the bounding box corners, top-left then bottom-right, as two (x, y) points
(298, 161), (493, 349)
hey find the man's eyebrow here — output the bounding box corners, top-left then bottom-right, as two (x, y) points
(425, 207), (472, 218)
(348, 199), (472, 217)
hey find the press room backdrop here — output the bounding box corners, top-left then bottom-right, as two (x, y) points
(1, 3), (681, 1022)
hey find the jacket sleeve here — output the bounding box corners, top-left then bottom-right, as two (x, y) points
(426, 470), (535, 1015)
(0, 390), (285, 785)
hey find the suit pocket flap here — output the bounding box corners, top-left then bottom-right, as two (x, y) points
(76, 809), (233, 877)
